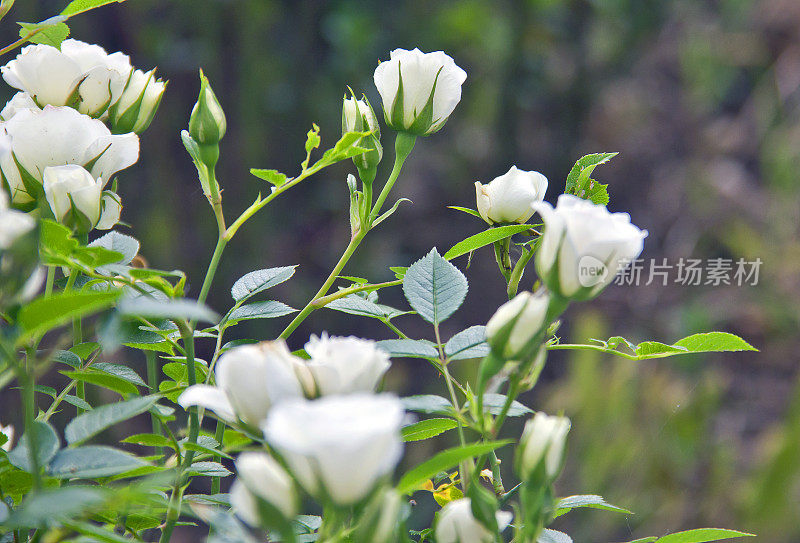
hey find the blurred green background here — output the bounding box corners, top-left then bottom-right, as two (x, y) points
(3, 0), (800, 541)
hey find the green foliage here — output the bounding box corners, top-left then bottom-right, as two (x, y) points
(553, 494), (632, 517)
(397, 441), (512, 494)
(564, 153), (617, 205)
(7, 421), (60, 472)
(64, 395), (159, 445)
(325, 293), (409, 320)
(18, 20), (69, 47)
(444, 325), (489, 360)
(402, 248), (468, 325)
(401, 418), (458, 442)
(444, 224), (534, 260)
(48, 445), (148, 479)
(378, 339), (439, 359)
(654, 529), (754, 543)
(60, 0), (127, 17)
(230, 266), (296, 303)
(551, 332), (756, 360)
(117, 297), (218, 323)
(18, 290), (120, 340)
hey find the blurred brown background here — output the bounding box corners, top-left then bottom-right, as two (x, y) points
(3, 0), (800, 541)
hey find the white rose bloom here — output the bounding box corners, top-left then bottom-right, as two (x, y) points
(0, 423), (14, 452)
(0, 188), (35, 250)
(532, 194), (648, 299)
(1, 105), (139, 204)
(516, 412), (571, 480)
(475, 166), (548, 225)
(1, 44), (83, 106)
(110, 68), (167, 134)
(230, 452), (298, 526)
(178, 341), (310, 427)
(0, 92), (40, 121)
(59, 39), (133, 117)
(435, 498), (513, 543)
(486, 290), (550, 359)
(304, 333), (391, 396)
(43, 165), (103, 226)
(374, 48), (466, 135)
(263, 393), (405, 506)
(96, 191), (122, 230)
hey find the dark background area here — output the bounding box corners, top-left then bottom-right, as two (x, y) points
(2, 0), (799, 541)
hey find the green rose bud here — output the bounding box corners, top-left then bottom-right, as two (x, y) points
(189, 69), (227, 146)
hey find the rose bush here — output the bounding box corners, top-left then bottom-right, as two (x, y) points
(0, 4), (758, 543)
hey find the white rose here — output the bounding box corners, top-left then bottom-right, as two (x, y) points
(96, 191), (122, 230)
(532, 194), (648, 299)
(373, 48), (466, 135)
(435, 498), (513, 543)
(110, 68), (167, 134)
(1, 43), (83, 106)
(0, 105), (139, 204)
(178, 341), (310, 427)
(486, 290), (550, 359)
(262, 393), (405, 506)
(0, 423), (14, 452)
(303, 333), (391, 396)
(0, 189), (35, 250)
(0, 92), (40, 121)
(516, 412), (571, 480)
(475, 166), (548, 225)
(43, 165), (103, 227)
(59, 39), (133, 117)
(230, 452), (298, 526)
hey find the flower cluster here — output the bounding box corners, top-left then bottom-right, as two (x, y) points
(0, 39), (165, 233)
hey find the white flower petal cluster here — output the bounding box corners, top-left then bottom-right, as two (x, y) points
(342, 96), (378, 133)
(486, 290), (550, 359)
(178, 340), (312, 428)
(1, 39), (165, 130)
(475, 166), (548, 225)
(230, 451), (298, 526)
(0, 105), (137, 209)
(262, 393), (405, 505)
(303, 333), (391, 396)
(0, 187), (35, 250)
(374, 48), (466, 135)
(533, 194), (648, 299)
(435, 498), (513, 543)
(516, 412), (571, 480)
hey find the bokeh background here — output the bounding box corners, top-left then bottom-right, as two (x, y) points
(3, 0), (800, 541)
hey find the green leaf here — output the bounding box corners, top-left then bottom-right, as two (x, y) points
(447, 205), (482, 219)
(18, 20), (70, 48)
(53, 350), (81, 368)
(672, 332), (757, 353)
(538, 529), (573, 543)
(117, 297), (218, 323)
(443, 224), (533, 260)
(227, 300), (296, 324)
(303, 123), (321, 166)
(121, 433), (174, 448)
(48, 446), (147, 479)
(4, 487), (105, 529)
(377, 339), (439, 359)
(7, 421), (60, 472)
(18, 290), (120, 338)
(187, 461), (232, 477)
(65, 395), (159, 445)
(93, 362), (148, 388)
(401, 419), (458, 442)
(326, 295), (410, 321)
(61, 0), (127, 16)
(314, 130), (369, 168)
(402, 248), (468, 325)
(468, 393), (532, 417)
(553, 495), (633, 518)
(231, 266), (297, 302)
(655, 529), (755, 543)
(564, 152), (617, 195)
(445, 325), (489, 361)
(61, 369), (138, 396)
(89, 231), (139, 273)
(62, 394), (92, 411)
(402, 395), (454, 415)
(398, 441), (512, 494)
(250, 168), (288, 187)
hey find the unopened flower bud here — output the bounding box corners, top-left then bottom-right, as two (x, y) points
(42, 164), (102, 233)
(486, 290), (549, 360)
(516, 412), (570, 481)
(189, 70), (226, 146)
(475, 166), (548, 225)
(110, 68), (166, 134)
(342, 94), (382, 184)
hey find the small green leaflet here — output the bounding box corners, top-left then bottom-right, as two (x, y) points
(18, 290), (121, 339)
(564, 152), (617, 205)
(554, 494), (633, 518)
(61, 0), (127, 17)
(250, 169), (288, 187)
(444, 224), (533, 260)
(654, 529), (754, 543)
(401, 419), (458, 442)
(18, 20), (70, 47)
(7, 421), (60, 472)
(397, 441), (512, 494)
(65, 395), (159, 445)
(231, 266), (297, 302)
(48, 446), (148, 479)
(549, 332), (756, 361)
(402, 248), (468, 326)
